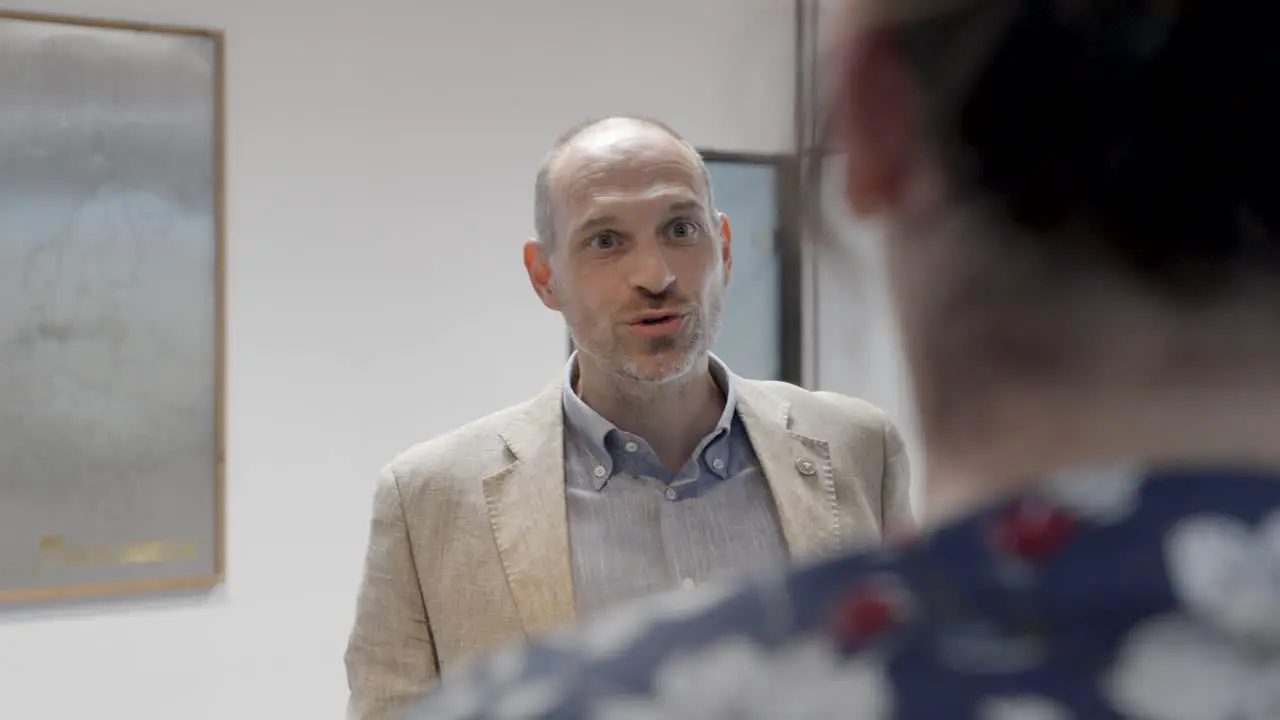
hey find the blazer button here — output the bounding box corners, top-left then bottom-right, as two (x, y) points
(795, 457), (818, 476)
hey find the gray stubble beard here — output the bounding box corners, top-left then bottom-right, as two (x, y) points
(617, 293), (724, 386)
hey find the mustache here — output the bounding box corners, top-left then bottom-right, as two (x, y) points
(625, 302), (695, 315)
(631, 289), (693, 311)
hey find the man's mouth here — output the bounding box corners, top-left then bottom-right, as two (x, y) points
(628, 312), (688, 335)
(635, 314), (680, 326)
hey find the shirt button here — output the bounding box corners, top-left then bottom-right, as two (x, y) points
(624, 441), (639, 453)
(681, 578), (696, 590)
(593, 466), (606, 478)
(664, 487), (678, 501)
(711, 457), (725, 471)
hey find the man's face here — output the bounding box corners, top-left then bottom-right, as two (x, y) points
(530, 125), (730, 384)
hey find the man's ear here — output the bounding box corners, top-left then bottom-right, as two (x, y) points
(718, 213), (733, 285)
(837, 24), (919, 217)
(523, 239), (560, 311)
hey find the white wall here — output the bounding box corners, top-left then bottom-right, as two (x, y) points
(802, 0), (924, 511)
(808, 182), (924, 511)
(0, 1), (794, 717)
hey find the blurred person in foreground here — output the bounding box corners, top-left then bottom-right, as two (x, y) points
(407, 0), (1280, 717)
(345, 115), (914, 719)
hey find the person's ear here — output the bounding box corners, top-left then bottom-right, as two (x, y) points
(837, 24), (919, 217)
(718, 213), (733, 285)
(523, 239), (560, 311)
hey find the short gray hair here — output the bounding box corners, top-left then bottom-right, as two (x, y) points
(533, 115), (716, 250)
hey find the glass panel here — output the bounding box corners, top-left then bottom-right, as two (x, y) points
(707, 160), (781, 381)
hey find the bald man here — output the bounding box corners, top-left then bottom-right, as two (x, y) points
(343, 116), (913, 719)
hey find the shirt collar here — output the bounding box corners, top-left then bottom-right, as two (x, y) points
(561, 352), (739, 490)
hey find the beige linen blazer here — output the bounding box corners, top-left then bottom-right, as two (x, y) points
(344, 377), (913, 720)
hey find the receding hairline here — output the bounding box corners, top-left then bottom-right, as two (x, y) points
(532, 115), (716, 248)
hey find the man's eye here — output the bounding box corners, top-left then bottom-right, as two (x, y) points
(670, 220), (699, 239)
(589, 233), (619, 249)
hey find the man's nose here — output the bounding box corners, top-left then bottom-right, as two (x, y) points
(628, 238), (676, 296)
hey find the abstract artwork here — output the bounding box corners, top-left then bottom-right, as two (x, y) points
(0, 12), (224, 603)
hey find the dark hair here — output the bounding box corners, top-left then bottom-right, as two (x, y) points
(824, 0), (1280, 301)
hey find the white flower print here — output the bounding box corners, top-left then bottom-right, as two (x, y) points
(417, 643), (537, 720)
(590, 636), (892, 720)
(482, 643), (532, 688)
(1103, 613), (1280, 720)
(1040, 465), (1144, 523)
(1164, 510), (1280, 648)
(1103, 510), (1280, 719)
(409, 677), (483, 720)
(979, 695), (1073, 720)
(1237, 668), (1280, 720)
(487, 676), (569, 720)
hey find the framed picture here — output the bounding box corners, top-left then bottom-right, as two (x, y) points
(566, 151), (803, 386)
(0, 11), (225, 603)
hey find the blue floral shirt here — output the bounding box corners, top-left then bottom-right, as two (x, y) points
(408, 466), (1280, 719)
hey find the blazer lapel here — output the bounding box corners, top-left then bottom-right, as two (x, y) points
(481, 381), (577, 637)
(735, 380), (841, 559)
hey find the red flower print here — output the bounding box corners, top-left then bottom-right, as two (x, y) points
(831, 578), (913, 647)
(991, 501), (1077, 563)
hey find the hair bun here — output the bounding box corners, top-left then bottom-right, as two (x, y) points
(950, 0), (1280, 292)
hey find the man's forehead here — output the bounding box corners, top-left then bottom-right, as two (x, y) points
(569, 119), (673, 154)
(549, 127), (707, 205)
(556, 129), (696, 173)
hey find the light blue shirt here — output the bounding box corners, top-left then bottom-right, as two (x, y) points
(560, 354), (787, 618)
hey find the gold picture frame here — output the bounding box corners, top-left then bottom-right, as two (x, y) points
(0, 10), (225, 604)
